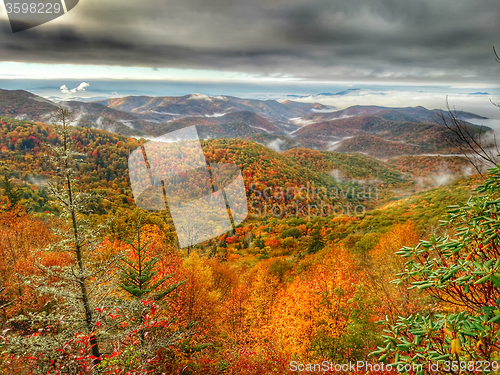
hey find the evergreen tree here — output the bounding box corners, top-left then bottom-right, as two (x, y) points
(7, 108), (114, 371)
(119, 216), (183, 301)
(307, 227), (325, 254)
(48, 108), (103, 362)
(117, 215), (186, 355)
(1, 174), (21, 209)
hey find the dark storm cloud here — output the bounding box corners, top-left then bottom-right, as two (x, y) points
(0, 0), (499, 83)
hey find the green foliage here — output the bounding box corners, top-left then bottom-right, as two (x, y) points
(307, 228), (325, 254)
(97, 346), (149, 373)
(282, 147), (406, 185)
(373, 165), (500, 369)
(374, 310), (500, 368)
(281, 237), (296, 249)
(354, 232), (381, 255)
(119, 220), (181, 300)
(312, 289), (383, 362)
(280, 227), (302, 239)
(253, 235), (265, 249)
(1, 174), (21, 209)
(269, 258), (292, 282)
(116, 216), (188, 354)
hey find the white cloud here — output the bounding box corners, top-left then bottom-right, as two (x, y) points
(60, 85), (70, 94)
(329, 169), (344, 182)
(266, 138), (286, 152)
(60, 82), (90, 95)
(188, 93), (212, 101)
(76, 82), (90, 91)
(289, 117), (316, 127)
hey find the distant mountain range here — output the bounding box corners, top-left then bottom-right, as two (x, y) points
(291, 105), (489, 154)
(0, 89), (329, 138)
(287, 88), (363, 98)
(95, 94), (334, 124)
(0, 88), (493, 159)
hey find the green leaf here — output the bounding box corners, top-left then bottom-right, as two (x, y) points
(488, 314), (500, 325)
(417, 282), (434, 289)
(475, 274), (491, 285)
(492, 276), (500, 288)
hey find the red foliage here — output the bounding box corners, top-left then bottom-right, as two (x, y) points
(226, 236), (238, 244)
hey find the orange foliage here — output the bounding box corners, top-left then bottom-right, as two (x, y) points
(271, 247), (360, 358)
(264, 238), (280, 248)
(368, 221), (422, 321)
(0, 206), (66, 329)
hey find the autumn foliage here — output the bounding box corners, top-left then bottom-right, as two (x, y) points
(0, 111), (497, 375)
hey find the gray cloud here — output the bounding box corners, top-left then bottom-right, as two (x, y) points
(0, 0), (499, 83)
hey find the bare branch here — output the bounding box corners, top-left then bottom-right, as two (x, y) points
(494, 46), (500, 64)
(440, 97), (498, 175)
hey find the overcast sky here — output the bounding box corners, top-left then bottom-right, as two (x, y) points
(0, 0), (499, 86)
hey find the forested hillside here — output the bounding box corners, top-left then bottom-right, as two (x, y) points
(0, 116), (414, 216)
(0, 111), (495, 374)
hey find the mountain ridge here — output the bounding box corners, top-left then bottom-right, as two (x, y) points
(0, 88), (494, 159)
